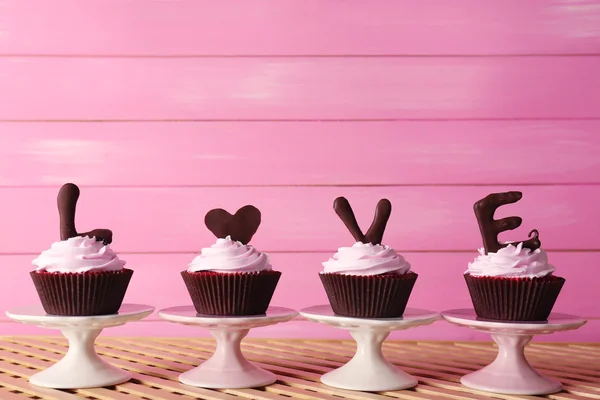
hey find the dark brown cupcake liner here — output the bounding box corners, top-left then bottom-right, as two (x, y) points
(30, 269), (133, 316)
(181, 270), (281, 316)
(319, 272), (418, 318)
(464, 273), (565, 321)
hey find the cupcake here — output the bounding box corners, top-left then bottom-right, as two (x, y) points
(181, 205), (281, 316)
(30, 183), (133, 316)
(319, 197), (417, 318)
(464, 191), (565, 321)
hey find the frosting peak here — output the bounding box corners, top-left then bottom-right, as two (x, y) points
(466, 242), (555, 278)
(322, 242), (411, 276)
(187, 236), (271, 273)
(33, 236), (126, 273)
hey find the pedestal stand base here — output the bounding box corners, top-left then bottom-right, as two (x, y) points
(30, 329), (132, 388)
(159, 306), (297, 389)
(460, 334), (561, 395)
(320, 330), (417, 391)
(6, 304), (154, 389)
(442, 309), (586, 395)
(300, 305), (440, 392)
(178, 328), (276, 388)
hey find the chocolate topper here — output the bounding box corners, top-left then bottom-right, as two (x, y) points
(473, 191), (541, 254)
(333, 196), (391, 245)
(205, 205), (261, 244)
(57, 183), (113, 244)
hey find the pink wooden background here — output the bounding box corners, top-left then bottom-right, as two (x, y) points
(0, 0), (599, 341)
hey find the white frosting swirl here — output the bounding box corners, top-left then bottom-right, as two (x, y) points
(466, 242), (555, 278)
(322, 242), (411, 276)
(187, 236), (271, 273)
(33, 236), (126, 273)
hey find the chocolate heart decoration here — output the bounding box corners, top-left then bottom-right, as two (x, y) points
(57, 183), (113, 244)
(333, 197), (392, 245)
(205, 205), (261, 244)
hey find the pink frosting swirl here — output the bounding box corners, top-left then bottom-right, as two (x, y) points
(322, 242), (411, 276)
(466, 242), (555, 278)
(33, 236), (126, 273)
(187, 236), (271, 273)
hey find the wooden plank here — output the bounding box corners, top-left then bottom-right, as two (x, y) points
(0, 354), (134, 400)
(2, 121), (599, 187)
(1, 185), (599, 253)
(413, 342), (600, 393)
(148, 339), (506, 400)
(220, 388), (290, 400)
(1, 57), (600, 120)
(110, 347), (345, 400)
(0, 375), (80, 400)
(447, 342), (600, 368)
(250, 339), (600, 389)
(0, 338), (598, 399)
(76, 387), (136, 400)
(107, 337), (337, 379)
(108, 338), (398, 400)
(564, 343), (600, 353)
(0, 387), (30, 400)
(0, 339), (237, 400)
(11, 337), (312, 400)
(410, 384), (520, 400)
(110, 382), (178, 400)
(86, 337), (331, 387)
(548, 394), (599, 400)
(256, 342), (530, 400)
(273, 376), (395, 400)
(271, 339), (600, 398)
(240, 342), (524, 400)
(393, 343), (600, 381)
(263, 383), (343, 400)
(382, 344), (600, 394)
(378, 389), (448, 400)
(0, 360), (84, 399)
(1, 1), (599, 56)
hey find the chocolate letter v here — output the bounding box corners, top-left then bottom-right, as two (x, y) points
(333, 197), (392, 245)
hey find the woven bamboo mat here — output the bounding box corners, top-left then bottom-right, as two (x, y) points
(0, 338), (597, 399)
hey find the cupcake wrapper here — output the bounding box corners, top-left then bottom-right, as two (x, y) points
(319, 272), (418, 318)
(464, 274), (565, 321)
(181, 270), (281, 316)
(30, 269), (133, 316)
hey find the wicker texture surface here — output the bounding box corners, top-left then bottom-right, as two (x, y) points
(0, 338), (597, 399)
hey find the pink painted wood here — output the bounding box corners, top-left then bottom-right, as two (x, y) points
(2, 57), (600, 120)
(3, 252), (598, 339)
(0, 185), (597, 254)
(0, 1), (599, 55)
(1, 121), (599, 186)
(1, 0), (598, 341)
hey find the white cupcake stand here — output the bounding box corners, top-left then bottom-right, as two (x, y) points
(5, 304), (155, 389)
(442, 309), (587, 395)
(158, 305), (297, 389)
(300, 305), (440, 391)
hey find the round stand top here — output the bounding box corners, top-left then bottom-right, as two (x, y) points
(299, 305), (440, 331)
(5, 304), (155, 329)
(442, 309), (587, 335)
(158, 305), (298, 329)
